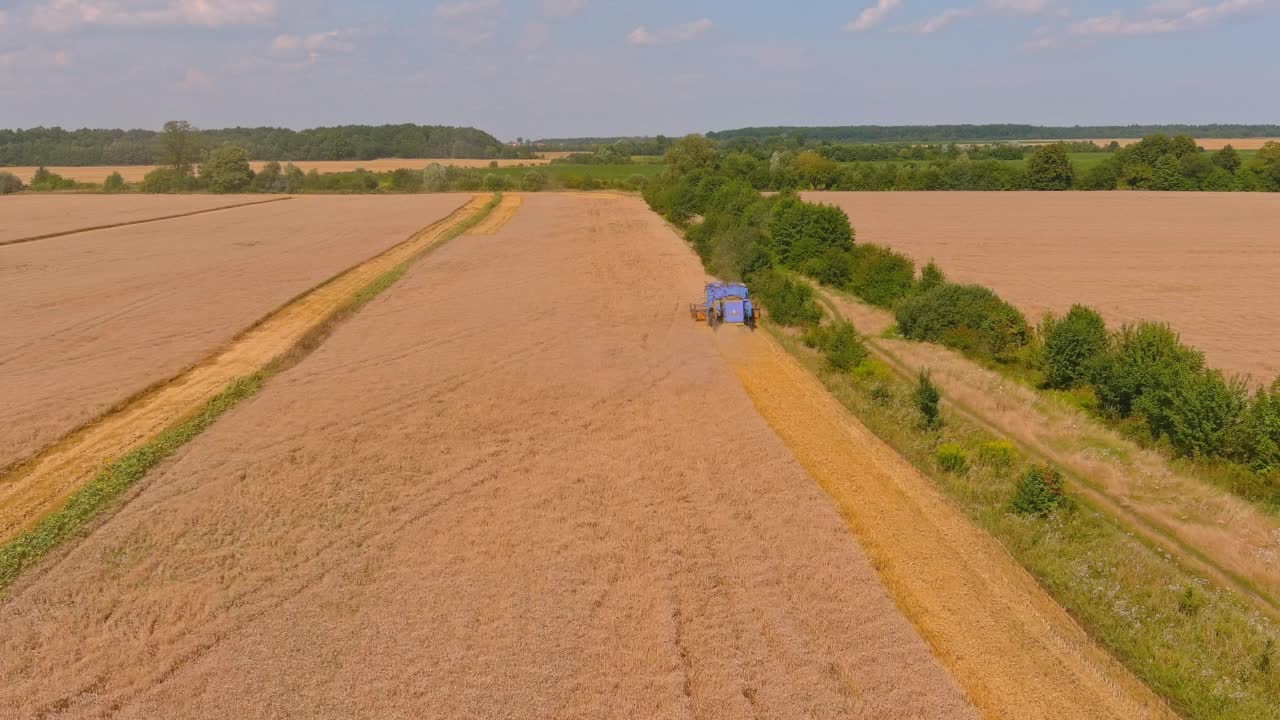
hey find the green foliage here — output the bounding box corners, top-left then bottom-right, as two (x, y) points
(200, 145), (254, 193)
(664, 134), (716, 176)
(102, 171), (126, 193)
(847, 244), (915, 307)
(521, 170), (547, 191)
(422, 163), (449, 192)
(1148, 369), (1248, 457)
(1215, 145), (1243, 173)
(481, 174), (507, 191)
(250, 161), (282, 192)
(915, 370), (941, 429)
(1232, 381), (1280, 472)
(1249, 142), (1280, 191)
(768, 195), (854, 267)
(139, 166), (190, 193)
(1011, 465), (1067, 517)
(155, 120), (202, 179)
(1026, 143), (1075, 190)
(388, 167), (424, 192)
(0, 171), (25, 194)
(978, 440), (1018, 470)
(750, 270), (822, 326)
(1042, 305), (1108, 389)
(823, 321), (868, 371)
(1151, 154), (1192, 191)
(1077, 157), (1122, 190)
(895, 283), (1030, 359)
(935, 442), (970, 474)
(29, 166), (78, 190)
(917, 260), (946, 293)
(1089, 321), (1205, 418)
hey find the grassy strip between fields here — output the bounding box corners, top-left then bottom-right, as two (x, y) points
(0, 193), (501, 594)
(767, 322), (1280, 720)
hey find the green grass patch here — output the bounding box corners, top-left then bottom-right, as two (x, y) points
(0, 193), (501, 594)
(769, 326), (1280, 720)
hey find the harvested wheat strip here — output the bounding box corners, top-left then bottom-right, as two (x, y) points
(0, 197), (293, 247)
(721, 332), (1174, 720)
(0, 194), (493, 543)
(466, 193), (524, 235)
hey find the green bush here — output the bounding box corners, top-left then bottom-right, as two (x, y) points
(1089, 321), (1204, 418)
(0, 171), (24, 194)
(767, 195), (854, 268)
(847, 244), (915, 307)
(917, 260), (946, 294)
(521, 170), (547, 191)
(895, 283), (1030, 360)
(935, 443), (970, 474)
(482, 174), (507, 192)
(200, 145), (254, 193)
(914, 370), (941, 429)
(29, 166), (78, 191)
(140, 167), (190, 193)
(388, 167), (423, 192)
(1145, 368), (1248, 458)
(750, 270), (822, 326)
(978, 440), (1018, 470)
(1232, 380), (1280, 472)
(102, 171), (127, 193)
(823, 321), (867, 371)
(423, 163), (449, 192)
(1042, 305), (1108, 389)
(1011, 465), (1067, 517)
(1026, 144), (1075, 190)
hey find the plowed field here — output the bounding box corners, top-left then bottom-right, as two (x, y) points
(804, 191), (1280, 383)
(0, 195), (976, 719)
(0, 195), (286, 245)
(0, 195), (469, 470)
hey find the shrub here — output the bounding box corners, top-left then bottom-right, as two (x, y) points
(848, 244), (915, 307)
(423, 163), (449, 192)
(140, 167), (188, 193)
(1077, 157), (1121, 190)
(102, 172), (127, 193)
(625, 174), (649, 190)
(767, 196), (854, 268)
(799, 247), (852, 287)
(1011, 465), (1067, 517)
(1026, 144), (1075, 190)
(389, 167), (423, 192)
(917, 260), (946, 294)
(482, 174), (507, 192)
(1089, 322), (1204, 418)
(823, 321), (867, 371)
(0, 171), (25, 194)
(935, 443), (970, 474)
(914, 370), (941, 429)
(1232, 380), (1280, 472)
(29, 167), (77, 191)
(978, 440), (1018, 470)
(1144, 368), (1248, 458)
(895, 283), (1030, 360)
(1042, 305), (1108, 389)
(521, 170), (546, 192)
(200, 145), (254, 193)
(750, 270), (822, 326)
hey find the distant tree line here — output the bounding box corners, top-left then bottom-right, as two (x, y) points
(529, 136), (675, 154)
(0, 122), (533, 166)
(707, 124), (1280, 144)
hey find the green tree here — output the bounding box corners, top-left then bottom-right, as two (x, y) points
(1147, 369), (1248, 458)
(0, 171), (23, 194)
(1011, 465), (1067, 517)
(140, 167), (185, 193)
(1214, 144), (1242, 173)
(1150, 154), (1190, 191)
(1089, 322), (1204, 417)
(102, 171), (126, 193)
(823, 321), (867, 371)
(155, 120), (202, 179)
(200, 145), (254, 193)
(917, 260), (946, 293)
(1042, 305), (1108, 388)
(1249, 141), (1280, 191)
(915, 370), (942, 429)
(792, 150), (839, 189)
(521, 170), (546, 191)
(664, 134), (716, 177)
(251, 161), (282, 192)
(1078, 157), (1121, 190)
(767, 197), (854, 267)
(1025, 143), (1075, 190)
(422, 163), (449, 192)
(1232, 380), (1280, 472)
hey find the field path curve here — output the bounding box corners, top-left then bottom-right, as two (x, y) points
(717, 329), (1174, 720)
(0, 194), (492, 543)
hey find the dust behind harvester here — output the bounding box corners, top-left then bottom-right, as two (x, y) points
(690, 282), (761, 329)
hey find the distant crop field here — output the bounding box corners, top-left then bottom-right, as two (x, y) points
(484, 162), (663, 182)
(0, 154), (575, 184)
(1023, 138), (1278, 150)
(805, 191), (1280, 383)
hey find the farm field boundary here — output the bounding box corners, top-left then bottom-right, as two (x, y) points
(717, 328), (1172, 720)
(466, 193), (523, 235)
(0, 196), (292, 247)
(0, 194), (502, 588)
(812, 284), (1280, 619)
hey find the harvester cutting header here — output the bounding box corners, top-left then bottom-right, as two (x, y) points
(689, 282), (761, 329)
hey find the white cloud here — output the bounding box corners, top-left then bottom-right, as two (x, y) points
(432, 0), (503, 45)
(847, 0), (902, 31)
(175, 66), (213, 91)
(900, 0), (1057, 32)
(1069, 0), (1263, 34)
(272, 29), (356, 56)
(31, 0), (275, 31)
(542, 0), (587, 17)
(626, 17), (712, 46)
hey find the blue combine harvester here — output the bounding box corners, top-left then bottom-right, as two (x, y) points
(689, 282), (762, 329)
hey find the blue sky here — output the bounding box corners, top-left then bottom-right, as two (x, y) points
(0, 0), (1275, 139)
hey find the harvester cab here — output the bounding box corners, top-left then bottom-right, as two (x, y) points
(689, 282), (761, 329)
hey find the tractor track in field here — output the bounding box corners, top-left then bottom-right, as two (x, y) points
(466, 193), (523, 235)
(715, 328), (1174, 720)
(0, 197), (292, 247)
(0, 194), (495, 545)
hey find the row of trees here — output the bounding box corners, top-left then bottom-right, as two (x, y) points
(706, 124), (1280, 144)
(0, 122), (530, 166)
(645, 135), (1280, 504)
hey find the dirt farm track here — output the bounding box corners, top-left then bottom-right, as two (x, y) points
(0, 192), (1174, 718)
(804, 191), (1280, 383)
